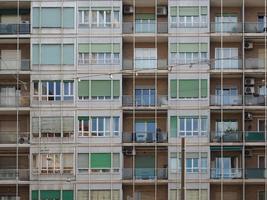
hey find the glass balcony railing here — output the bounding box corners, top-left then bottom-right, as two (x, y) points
(0, 132), (29, 144)
(210, 22), (242, 33)
(245, 95), (265, 106)
(122, 132), (168, 143)
(0, 59), (30, 71)
(210, 168), (242, 179)
(122, 95), (168, 107)
(123, 59), (168, 70)
(245, 168), (267, 179)
(122, 168), (168, 180)
(211, 131), (242, 142)
(211, 59), (242, 70)
(210, 95), (242, 106)
(0, 23), (30, 34)
(245, 131), (265, 142)
(123, 22), (168, 34)
(244, 23), (267, 33)
(0, 95), (30, 107)
(245, 58), (265, 70)
(0, 169), (29, 181)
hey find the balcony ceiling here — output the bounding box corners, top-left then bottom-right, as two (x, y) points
(0, 2), (30, 9)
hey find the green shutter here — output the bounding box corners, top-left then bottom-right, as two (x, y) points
(41, 44), (61, 65)
(113, 44), (120, 53)
(113, 80), (120, 97)
(63, 8), (74, 28)
(91, 44), (112, 53)
(32, 44), (39, 65)
(41, 8), (61, 28)
(78, 80), (90, 97)
(63, 190), (73, 200)
(79, 7), (89, 11)
(179, 43), (199, 52)
(135, 13), (155, 20)
(170, 7), (177, 16)
(92, 7), (112, 11)
(170, 116), (177, 137)
(40, 190), (60, 200)
(32, 8), (40, 27)
(32, 190), (38, 200)
(201, 79), (208, 98)
(90, 153), (111, 168)
(63, 44), (74, 65)
(91, 80), (111, 97)
(179, 80), (199, 98)
(210, 146), (242, 151)
(78, 116), (89, 120)
(170, 43), (178, 52)
(79, 44), (90, 53)
(201, 6), (208, 15)
(170, 80), (177, 98)
(200, 43), (208, 52)
(179, 7), (199, 16)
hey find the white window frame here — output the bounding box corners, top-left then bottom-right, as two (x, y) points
(171, 52), (208, 64)
(91, 117), (111, 137)
(78, 52), (90, 64)
(79, 10), (89, 25)
(92, 10), (112, 28)
(78, 118), (90, 137)
(179, 116), (208, 136)
(41, 81), (61, 101)
(63, 81), (74, 100)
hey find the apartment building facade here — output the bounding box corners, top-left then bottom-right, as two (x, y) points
(0, 0), (266, 199)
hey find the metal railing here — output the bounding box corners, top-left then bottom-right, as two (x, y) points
(0, 132), (29, 144)
(122, 95), (168, 107)
(210, 22), (242, 33)
(123, 22), (168, 34)
(78, 58), (120, 65)
(245, 58), (265, 69)
(0, 95), (30, 107)
(122, 132), (168, 143)
(245, 168), (267, 179)
(210, 168), (242, 179)
(0, 169), (29, 181)
(0, 59), (30, 71)
(123, 59), (168, 70)
(245, 131), (265, 142)
(0, 24), (30, 34)
(122, 168), (168, 180)
(210, 59), (242, 69)
(245, 95), (265, 106)
(170, 22), (208, 28)
(210, 95), (242, 106)
(210, 131), (242, 142)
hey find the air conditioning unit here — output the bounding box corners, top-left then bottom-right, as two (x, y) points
(245, 78), (255, 85)
(123, 5), (134, 14)
(18, 136), (29, 144)
(124, 149), (136, 156)
(245, 150), (252, 157)
(245, 112), (253, 121)
(157, 6), (167, 15)
(245, 42), (253, 50)
(245, 86), (255, 94)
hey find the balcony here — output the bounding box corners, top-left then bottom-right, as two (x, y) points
(211, 59), (242, 70)
(211, 131), (242, 142)
(0, 132), (29, 144)
(123, 59), (168, 70)
(0, 95), (30, 107)
(210, 95), (242, 106)
(210, 22), (242, 33)
(122, 168), (168, 180)
(0, 59), (30, 71)
(244, 23), (267, 33)
(0, 169), (29, 181)
(245, 95), (265, 106)
(122, 95), (168, 107)
(245, 131), (265, 142)
(245, 168), (266, 179)
(210, 168), (242, 179)
(245, 58), (265, 70)
(123, 132), (167, 143)
(123, 22), (168, 34)
(0, 23), (30, 35)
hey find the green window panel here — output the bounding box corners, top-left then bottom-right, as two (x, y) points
(179, 79), (199, 98)
(78, 80), (90, 97)
(170, 43), (177, 53)
(78, 43), (120, 53)
(170, 80), (177, 98)
(179, 7), (199, 16)
(41, 8), (61, 28)
(200, 79), (208, 98)
(113, 80), (120, 97)
(32, 44), (39, 65)
(170, 116), (177, 137)
(32, 190), (38, 200)
(79, 44), (90, 53)
(78, 116), (89, 120)
(201, 6), (208, 15)
(170, 7), (177, 16)
(62, 190), (73, 200)
(135, 13), (155, 20)
(90, 153), (111, 168)
(135, 155), (155, 168)
(41, 44), (61, 65)
(92, 7), (112, 11)
(91, 80), (111, 97)
(63, 8), (74, 28)
(63, 44), (74, 65)
(79, 7), (89, 11)
(32, 8), (40, 27)
(40, 190), (60, 200)
(113, 44), (120, 53)
(200, 43), (208, 52)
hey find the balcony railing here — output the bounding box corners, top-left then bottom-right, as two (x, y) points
(245, 131), (265, 142)
(210, 95), (242, 106)
(0, 132), (29, 144)
(123, 59), (168, 70)
(245, 168), (267, 179)
(78, 58), (120, 65)
(210, 22), (242, 33)
(210, 168), (242, 179)
(0, 24), (30, 34)
(0, 59), (30, 71)
(170, 22), (208, 29)
(123, 22), (168, 34)
(122, 132), (168, 143)
(122, 168), (168, 180)
(0, 169), (29, 181)
(245, 58), (265, 69)
(0, 95), (30, 107)
(210, 131), (242, 142)
(245, 95), (265, 106)
(211, 59), (242, 70)
(244, 23), (267, 33)
(122, 95), (168, 107)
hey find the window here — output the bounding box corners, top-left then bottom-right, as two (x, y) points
(63, 81), (74, 100)
(215, 15), (238, 32)
(77, 190), (120, 200)
(78, 53), (90, 64)
(33, 81), (39, 100)
(135, 48), (157, 69)
(258, 191), (265, 200)
(78, 117), (89, 136)
(216, 120), (238, 136)
(92, 10), (111, 28)
(135, 14), (156, 33)
(79, 10), (89, 26)
(41, 81), (60, 101)
(215, 48), (239, 69)
(113, 117), (120, 136)
(135, 88), (155, 106)
(92, 117), (110, 136)
(179, 116), (207, 136)
(32, 190), (73, 200)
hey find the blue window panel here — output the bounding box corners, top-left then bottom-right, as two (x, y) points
(41, 44), (61, 65)
(63, 44), (74, 64)
(63, 8), (74, 28)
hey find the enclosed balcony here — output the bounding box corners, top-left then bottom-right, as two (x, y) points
(245, 148), (266, 179)
(245, 42), (267, 70)
(210, 95), (242, 106)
